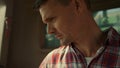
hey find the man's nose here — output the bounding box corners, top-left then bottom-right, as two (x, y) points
(47, 24), (55, 34)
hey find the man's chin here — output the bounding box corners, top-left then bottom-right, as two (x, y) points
(60, 40), (71, 45)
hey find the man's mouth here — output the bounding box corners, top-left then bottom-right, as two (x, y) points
(55, 35), (62, 39)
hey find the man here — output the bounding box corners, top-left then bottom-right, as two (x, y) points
(34, 0), (120, 68)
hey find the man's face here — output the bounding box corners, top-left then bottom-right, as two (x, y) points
(39, 0), (86, 45)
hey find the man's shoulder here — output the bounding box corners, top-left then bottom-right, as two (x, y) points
(104, 27), (120, 53)
(47, 45), (69, 56)
(42, 45), (71, 63)
(105, 27), (120, 45)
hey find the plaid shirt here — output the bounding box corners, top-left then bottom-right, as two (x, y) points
(39, 28), (120, 68)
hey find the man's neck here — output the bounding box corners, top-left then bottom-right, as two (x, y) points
(74, 41), (101, 57)
(74, 28), (106, 57)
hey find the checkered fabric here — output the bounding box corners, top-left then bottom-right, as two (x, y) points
(39, 28), (120, 68)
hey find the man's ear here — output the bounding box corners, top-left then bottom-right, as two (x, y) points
(74, 0), (80, 10)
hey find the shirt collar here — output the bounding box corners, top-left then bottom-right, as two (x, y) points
(104, 27), (120, 46)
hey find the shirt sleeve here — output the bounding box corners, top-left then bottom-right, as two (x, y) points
(39, 52), (52, 68)
(39, 46), (66, 68)
(39, 56), (48, 68)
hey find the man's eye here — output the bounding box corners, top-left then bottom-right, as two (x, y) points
(46, 17), (56, 22)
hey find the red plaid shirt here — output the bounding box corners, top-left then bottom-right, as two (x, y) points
(39, 28), (120, 68)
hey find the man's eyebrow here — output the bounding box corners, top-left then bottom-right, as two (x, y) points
(44, 16), (55, 22)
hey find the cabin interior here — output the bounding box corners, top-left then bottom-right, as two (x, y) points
(0, 0), (120, 68)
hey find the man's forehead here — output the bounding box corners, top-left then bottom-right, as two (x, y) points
(39, 6), (52, 19)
